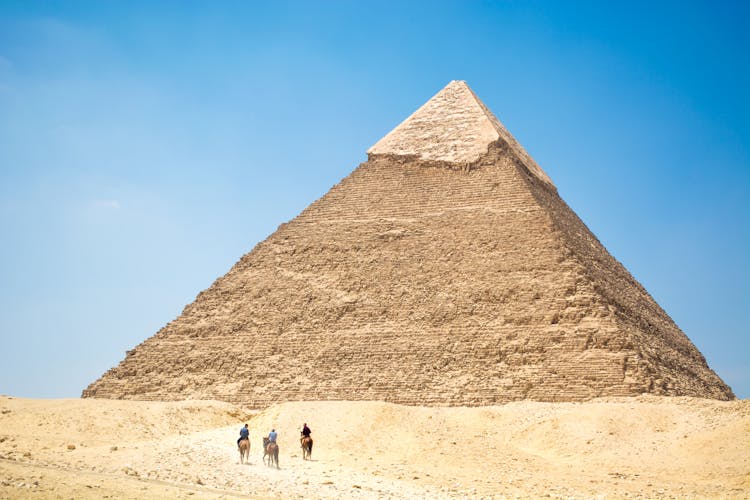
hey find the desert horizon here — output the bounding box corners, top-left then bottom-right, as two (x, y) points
(1, 394), (747, 498)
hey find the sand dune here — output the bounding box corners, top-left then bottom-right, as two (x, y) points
(0, 395), (747, 498)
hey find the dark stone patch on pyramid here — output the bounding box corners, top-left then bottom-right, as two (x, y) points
(84, 81), (734, 406)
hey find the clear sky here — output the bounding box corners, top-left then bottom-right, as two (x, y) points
(1, 1), (748, 399)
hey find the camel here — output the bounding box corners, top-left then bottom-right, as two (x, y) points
(263, 437), (279, 468)
(301, 435), (313, 460)
(238, 438), (250, 464)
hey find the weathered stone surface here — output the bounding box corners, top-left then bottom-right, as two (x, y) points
(368, 80), (554, 186)
(83, 81), (734, 407)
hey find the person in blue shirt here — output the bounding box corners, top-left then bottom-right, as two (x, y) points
(237, 423), (249, 448)
(267, 429), (278, 443)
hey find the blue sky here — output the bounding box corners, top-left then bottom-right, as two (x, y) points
(1, 1), (748, 399)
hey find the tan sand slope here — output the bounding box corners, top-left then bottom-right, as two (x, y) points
(1, 395), (748, 498)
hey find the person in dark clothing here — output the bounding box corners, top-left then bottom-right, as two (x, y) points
(300, 422), (313, 459)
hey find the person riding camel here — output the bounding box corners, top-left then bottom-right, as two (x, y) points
(300, 423), (311, 440)
(237, 423), (249, 448)
(267, 428), (277, 444)
(299, 422), (313, 459)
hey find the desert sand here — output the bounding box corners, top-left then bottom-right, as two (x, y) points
(0, 395), (747, 499)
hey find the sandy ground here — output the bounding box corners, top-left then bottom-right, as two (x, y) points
(0, 395), (747, 499)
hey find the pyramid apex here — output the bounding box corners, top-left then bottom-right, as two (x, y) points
(368, 80), (554, 187)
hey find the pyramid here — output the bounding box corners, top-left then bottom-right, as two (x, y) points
(84, 81), (734, 406)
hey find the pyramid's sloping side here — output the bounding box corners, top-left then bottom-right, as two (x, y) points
(367, 80), (554, 187)
(516, 152), (733, 399)
(83, 142), (733, 406)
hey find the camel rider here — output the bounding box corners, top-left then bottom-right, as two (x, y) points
(237, 423), (249, 448)
(301, 423), (311, 439)
(268, 429), (277, 444)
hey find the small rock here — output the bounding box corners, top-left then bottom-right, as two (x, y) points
(67, 444), (76, 451)
(122, 467), (139, 477)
